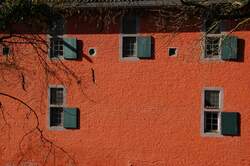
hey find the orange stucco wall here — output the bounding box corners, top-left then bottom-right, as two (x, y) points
(0, 13), (250, 166)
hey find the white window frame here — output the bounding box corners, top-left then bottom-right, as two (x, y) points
(120, 15), (139, 60)
(48, 16), (65, 60)
(201, 88), (223, 136)
(204, 34), (223, 60)
(48, 35), (64, 60)
(202, 20), (225, 60)
(48, 85), (66, 130)
(121, 35), (138, 59)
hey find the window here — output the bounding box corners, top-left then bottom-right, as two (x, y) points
(48, 86), (79, 129)
(48, 16), (64, 59)
(121, 16), (137, 58)
(168, 47), (177, 57)
(121, 16), (152, 59)
(122, 16), (137, 34)
(202, 88), (240, 136)
(49, 86), (65, 128)
(48, 15), (64, 36)
(204, 90), (220, 109)
(49, 37), (78, 60)
(204, 20), (222, 59)
(88, 48), (96, 56)
(49, 37), (64, 59)
(3, 46), (10, 56)
(204, 20), (239, 60)
(1, 45), (11, 56)
(205, 36), (221, 58)
(204, 111), (219, 133)
(122, 36), (137, 57)
(202, 89), (222, 135)
(48, 15), (78, 60)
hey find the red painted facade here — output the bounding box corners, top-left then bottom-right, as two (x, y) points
(0, 10), (250, 166)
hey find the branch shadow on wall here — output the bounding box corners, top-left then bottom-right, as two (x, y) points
(77, 108), (80, 129)
(77, 40), (93, 63)
(238, 113), (241, 136)
(237, 38), (245, 62)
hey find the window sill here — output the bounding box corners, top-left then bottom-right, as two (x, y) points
(49, 57), (64, 60)
(120, 56), (139, 61)
(201, 132), (223, 137)
(48, 126), (65, 131)
(201, 57), (224, 62)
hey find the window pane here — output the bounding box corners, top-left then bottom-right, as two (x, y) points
(58, 50), (63, 56)
(206, 20), (221, 34)
(122, 16), (137, 34)
(50, 107), (63, 127)
(49, 37), (63, 58)
(204, 111), (219, 133)
(59, 45), (63, 50)
(212, 119), (218, 124)
(205, 90), (220, 109)
(205, 36), (221, 58)
(3, 47), (10, 55)
(50, 88), (64, 105)
(212, 124), (218, 130)
(123, 37), (136, 57)
(49, 16), (64, 36)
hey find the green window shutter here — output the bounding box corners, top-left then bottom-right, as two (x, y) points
(221, 112), (240, 136)
(221, 36), (238, 60)
(63, 38), (77, 59)
(137, 36), (152, 58)
(63, 108), (78, 129)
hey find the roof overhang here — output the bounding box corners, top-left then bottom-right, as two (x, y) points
(32, 0), (230, 8)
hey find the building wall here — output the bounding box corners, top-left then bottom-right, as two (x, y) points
(0, 12), (250, 166)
